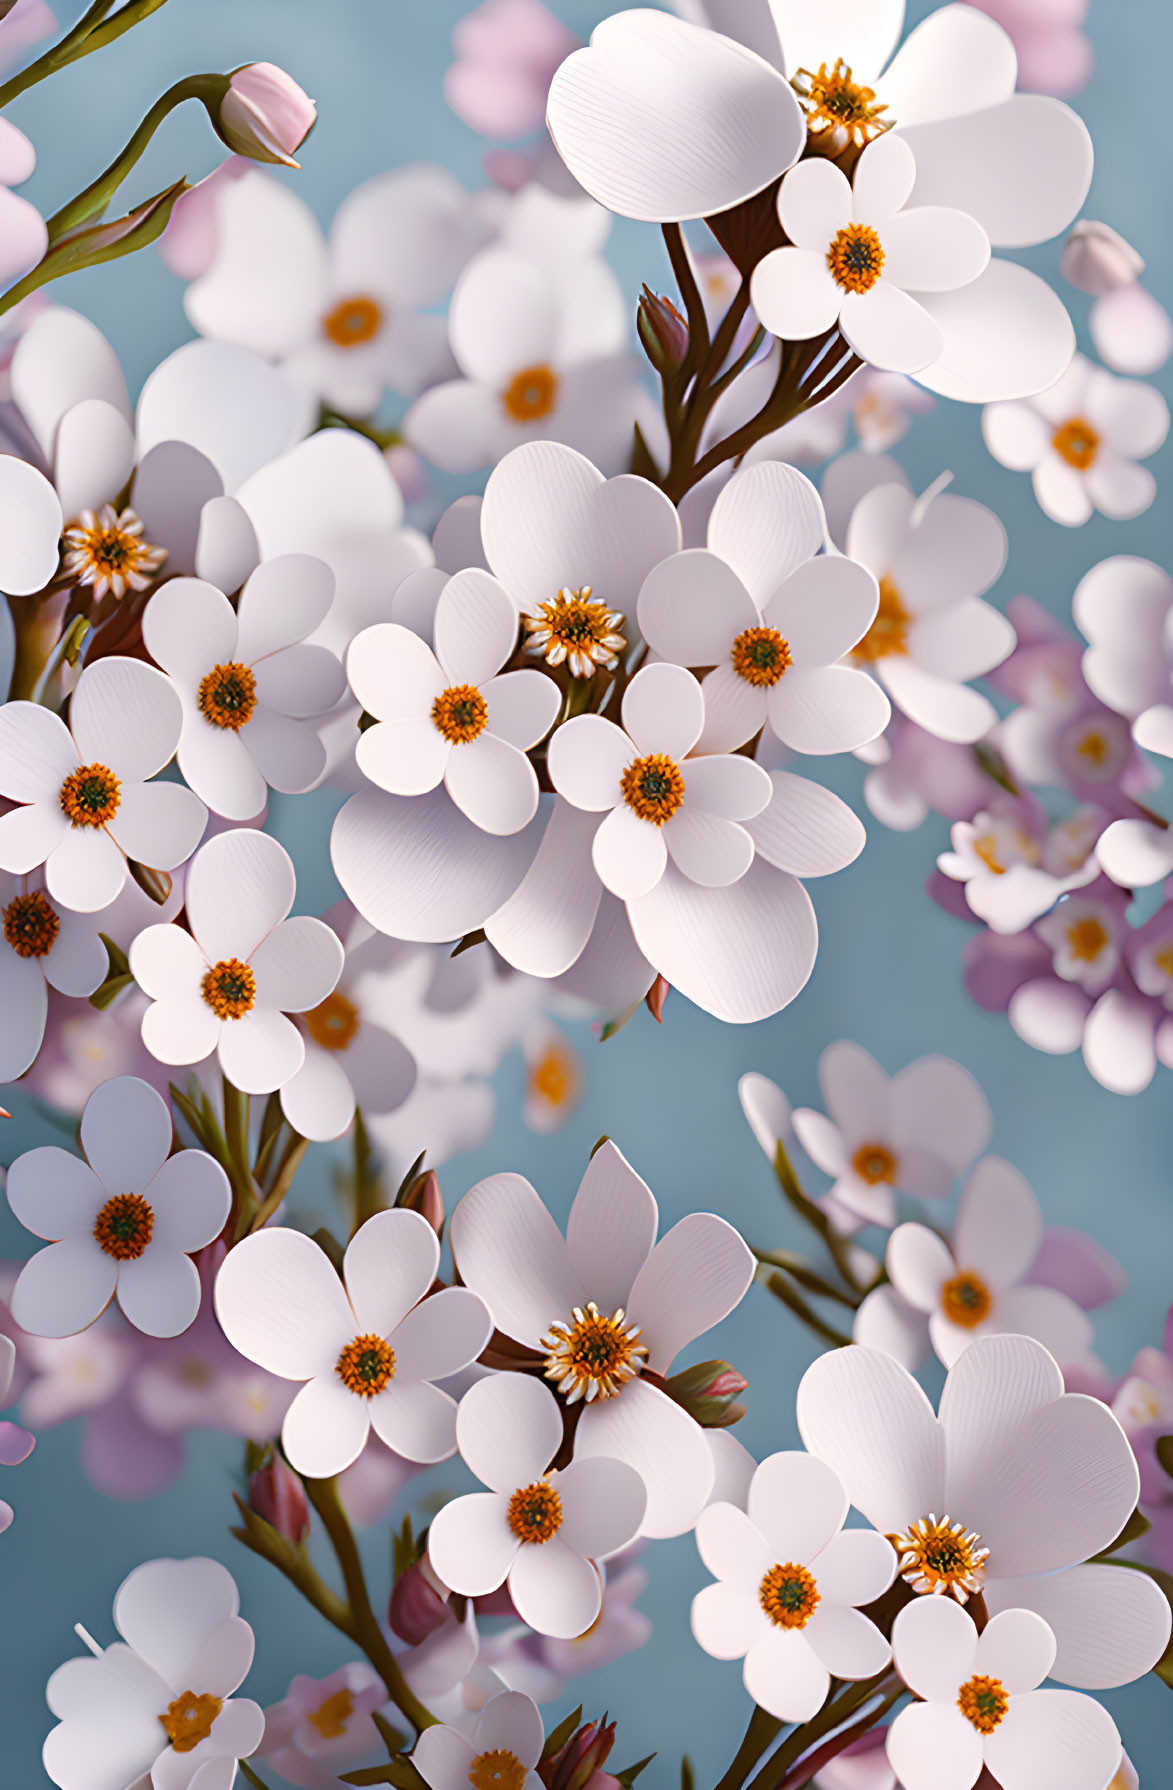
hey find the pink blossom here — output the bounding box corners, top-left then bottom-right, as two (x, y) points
(0, 0), (55, 75)
(966, 0), (1092, 98)
(261, 1662), (388, 1789)
(217, 62), (316, 167)
(445, 0), (578, 140)
(157, 157), (248, 280)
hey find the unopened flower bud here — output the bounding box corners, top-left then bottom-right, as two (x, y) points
(544, 1717), (617, 1790)
(637, 286), (688, 374)
(217, 64), (316, 168)
(644, 975), (669, 1024)
(664, 1358), (748, 1428)
(248, 1450), (309, 1543)
(1061, 220), (1144, 298)
(396, 1168), (444, 1237)
(388, 1555), (450, 1644)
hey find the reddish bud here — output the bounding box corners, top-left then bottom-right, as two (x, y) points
(664, 1359), (748, 1428)
(637, 287), (688, 374)
(397, 1168), (444, 1237)
(388, 1556), (450, 1645)
(644, 975), (670, 1024)
(544, 1718), (617, 1790)
(248, 1451), (309, 1544)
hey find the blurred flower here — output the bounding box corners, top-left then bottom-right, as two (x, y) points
(0, 117), (46, 288)
(260, 1662), (388, 1789)
(967, 0), (1092, 97)
(1075, 555), (1173, 762)
(0, 1334), (34, 1533)
(445, 0), (578, 139)
(1061, 221), (1143, 298)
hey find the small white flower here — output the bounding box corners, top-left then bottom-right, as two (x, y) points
(1074, 555), (1173, 760)
(214, 1208), (492, 1477)
(857, 1156), (1093, 1371)
(7, 1075), (229, 1339)
(548, 661), (773, 900)
(0, 657), (207, 913)
(983, 354), (1169, 526)
(0, 869), (110, 1082)
(129, 829), (344, 1095)
(142, 555), (345, 820)
(348, 571), (560, 837)
(692, 1450), (895, 1722)
(43, 1556), (265, 1790)
(751, 135), (989, 375)
(428, 1373), (646, 1639)
(937, 809), (1096, 934)
(414, 1691), (545, 1790)
(1035, 894), (1121, 993)
(887, 1598), (1120, 1790)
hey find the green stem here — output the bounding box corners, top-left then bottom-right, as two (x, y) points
(747, 1676), (898, 1790)
(303, 1476), (438, 1733)
(221, 1074), (254, 1233)
(0, 0), (115, 107)
(247, 1131), (308, 1237)
(351, 1107), (385, 1236)
(319, 408), (403, 450)
(772, 1687), (904, 1790)
(773, 1140), (866, 1293)
(753, 1248), (860, 1309)
(713, 1706), (784, 1790)
(762, 1270), (853, 1348)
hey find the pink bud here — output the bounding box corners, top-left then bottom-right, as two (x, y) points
(388, 1556), (450, 1645)
(1061, 220), (1144, 298)
(544, 1718), (617, 1790)
(248, 1451), (309, 1543)
(218, 64), (316, 168)
(637, 290), (688, 375)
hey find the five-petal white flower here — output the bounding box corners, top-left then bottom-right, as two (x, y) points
(428, 1371), (646, 1639)
(692, 1450), (895, 1721)
(0, 869), (110, 1082)
(214, 1208), (492, 1477)
(413, 1691), (546, 1790)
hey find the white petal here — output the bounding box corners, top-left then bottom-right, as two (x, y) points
(0, 457), (63, 595)
(81, 1074), (171, 1192)
(106, 780), (207, 874)
(250, 915), (343, 1014)
(1090, 281), (1173, 377)
(367, 1377), (459, 1464)
(748, 1450), (847, 1564)
(184, 170), (325, 352)
(743, 1628), (830, 1724)
(1096, 818), (1173, 889)
(45, 823), (127, 913)
(879, 207), (990, 293)
(707, 460), (827, 608)
(234, 553), (335, 663)
(622, 660), (704, 759)
(545, 10), (803, 222)
(389, 1285), (492, 1384)
(764, 554), (880, 666)
(142, 578), (238, 683)
(987, 1563), (1173, 1691)
(12, 307), (128, 463)
(485, 798), (603, 978)
(750, 248), (842, 342)
(887, 1223), (953, 1313)
(508, 1539), (603, 1640)
(140, 995), (220, 1070)
(213, 1226), (356, 1377)
(282, 1373), (371, 1478)
(10, 1235), (117, 1336)
(357, 716), (451, 797)
(217, 1005), (304, 1095)
(805, 1602), (891, 1679)
(344, 1207), (439, 1339)
(445, 733), (539, 837)
(664, 808), (755, 888)
(575, 1375), (713, 1538)
(449, 247), (558, 386)
(901, 94), (1092, 248)
(1082, 989), (1156, 1095)
(55, 398), (135, 521)
(692, 1580), (767, 1661)
(738, 1071), (791, 1159)
(638, 549), (756, 668)
(145, 1150), (231, 1253)
(982, 400), (1052, 470)
(348, 620), (443, 722)
(116, 1248), (201, 1338)
(885, 1700), (983, 1790)
(629, 1211), (753, 1371)
(892, 1593), (977, 1702)
(748, 771), (865, 876)
(779, 157), (851, 250)
(952, 1156), (1041, 1289)
(195, 495), (259, 593)
(768, 664), (891, 754)
(984, 1690), (1120, 1790)
(484, 670), (561, 751)
(812, 1526), (898, 1608)
(427, 1491), (517, 1596)
(879, 658), (998, 743)
(1084, 456), (1157, 522)
(768, 0), (904, 87)
(455, 1370), (562, 1491)
(449, 1171), (581, 1349)
(696, 663), (769, 753)
(838, 284), (944, 376)
(975, 1607), (1055, 1693)
(186, 827), (294, 961)
(696, 1501), (773, 1591)
(434, 566), (519, 686)
(128, 920), (205, 1002)
(548, 714), (632, 810)
(566, 1139), (657, 1314)
(796, 1345), (944, 1535)
(138, 337), (310, 493)
(851, 132), (916, 222)
(0, 952), (47, 1080)
(917, 261), (1076, 403)
(0, 701), (78, 804)
(592, 802), (668, 901)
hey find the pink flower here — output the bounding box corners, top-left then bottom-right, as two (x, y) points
(261, 1663), (388, 1789)
(157, 157), (248, 280)
(0, 117), (46, 287)
(217, 62), (316, 167)
(966, 0), (1092, 99)
(445, 0), (578, 139)
(0, 0), (55, 75)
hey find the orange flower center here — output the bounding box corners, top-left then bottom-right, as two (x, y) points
(1052, 416), (1099, 470)
(432, 683), (489, 744)
(94, 1192), (154, 1261)
(502, 363), (559, 421)
(793, 58), (890, 146)
(1066, 916), (1109, 962)
(201, 957), (256, 1021)
(61, 505), (166, 597)
(523, 586), (625, 679)
(529, 1041), (577, 1109)
(197, 661), (257, 731)
(1075, 728), (1110, 767)
(59, 763), (120, 829)
(851, 1142), (897, 1185)
(759, 1562), (820, 1629)
(305, 990), (360, 1052)
(853, 578), (909, 662)
(542, 1300), (648, 1403)
(941, 1272), (992, 1329)
(308, 1686), (355, 1739)
(507, 1479), (563, 1544)
(890, 1514), (989, 1601)
(620, 753), (685, 825)
(159, 1689), (223, 1752)
(3, 890), (59, 958)
(827, 224), (885, 295)
(468, 1750), (526, 1790)
(731, 625), (791, 688)
(957, 1674), (1009, 1734)
(323, 294), (383, 347)
(336, 1333), (395, 1397)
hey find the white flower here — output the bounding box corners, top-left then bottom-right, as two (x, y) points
(752, 136), (990, 375)
(887, 1598), (1120, 1790)
(0, 657), (207, 913)
(636, 460), (889, 756)
(937, 810), (1096, 934)
(185, 166), (489, 412)
(142, 556), (344, 820)
(692, 1450), (895, 1721)
(798, 1334), (1173, 1691)
(1074, 555), (1173, 759)
(43, 1555), (264, 1790)
(129, 829), (344, 1094)
(842, 466), (1013, 743)
(983, 355), (1169, 526)
(791, 1040), (991, 1228)
(449, 1140), (755, 1537)
(348, 570), (560, 837)
(6, 1075), (229, 1339)
(548, 662), (773, 899)
(428, 1372), (646, 1639)
(0, 869), (110, 1082)
(1091, 282), (1173, 378)
(857, 1156), (1093, 1371)
(406, 244), (641, 475)
(1007, 979), (1164, 1099)
(0, 118), (46, 288)
(1035, 894), (1121, 994)
(413, 1691), (545, 1790)
(214, 1209), (492, 1476)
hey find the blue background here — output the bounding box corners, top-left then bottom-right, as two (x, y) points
(2, 0), (1171, 1780)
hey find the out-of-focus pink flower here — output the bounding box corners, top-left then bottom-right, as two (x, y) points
(261, 1662), (387, 1790)
(1062, 221), (1144, 298)
(217, 62), (316, 167)
(0, 0), (55, 75)
(0, 117), (46, 287)
(862, 715), (997, 835)
(1030, 1226), (1127, 1310)
(157, 157), (248, 280)
(966, 0), (1092, 98)
(336, 1432), (423, 1528)
(445, 0), (578, 140)
(1091, 282), (1173, 378)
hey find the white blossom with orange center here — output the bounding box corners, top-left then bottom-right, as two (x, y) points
(215, 1206), (491, 1478)
(413, 1691), (546, 1790)
(60, 503), (167, 602)
(861, 1155), (1093, 1373)
(0, 869), (110, 1084)
(6, 1075), (229, 1340)
(450, 1139), (754, 1538)
(428, 1372), (645, 1639)
(0, 656), (206, 914)
(984, 354), (1169, 527)
(1036, 895), (1121, 995)
(692, 1450), (895, 1722)
(938, 805), (1098, 936)
(43, 1556), (264, 1790)
(348, 568), (560, 837)
(142, 555), (345, 821)
(790, 1038), (991, 1231)
(887, 1598), (1122, 1790)
(405, 242), (643, 477)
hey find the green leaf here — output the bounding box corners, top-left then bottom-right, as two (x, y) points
(371, 1709), (407, 1755)
(1, 179), (188, 314)
(680, 1757), (695, 1790)
(614, 1755), (656, 1788)
(540, 1705), (583, 1761)
(88, 933), (134, 1010)
(1156, 1435), (1173, 1480)
(1097, 1506), (1152, 1557)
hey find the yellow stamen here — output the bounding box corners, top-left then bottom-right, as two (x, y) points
(1052, 416), (1099, 471)
(3, 890), (59, 959)
(432, 683), (488, 744)
(792, 58), (890, 147)
(1075, 729), (1109, 768)
(973, 835), (1006, 876)
(523, 586), (625, 680)
(61, 505), (166, 601)
(59, 763), (120, 829)
(308, 1687), (354, 1739)
(731, 625), (791, 688)
(201, 958), (256, 1021)
(323, 295), (383, 347)
(541, 1300), (648, 1404)
(197, 662), (257, 731)
(507, 1479), (562, 1544)
(528, 1040), (578, 1110)
(759, 1562), (820, 1630)
(940, 1273), (992, 1330)
(305, 990), (360, 1052)
(957, 1674), (1008, 1734)
(890, 1514), (989, 1601)
(853, 577), (910, 662)
(1153, 944), (1173, 977)
(1066, 916), (1108, 962)
(336, 1333), (395, 1397)
(159, 1689), (223, 1752)
(827, 224), (885, 295)
(468, 1749), (526, 1790)
(851, 1143), (897, 1186)
(620, 753), (685, 826)
(94, 1193), (154, 1261)
(502, 363), (559, 422)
